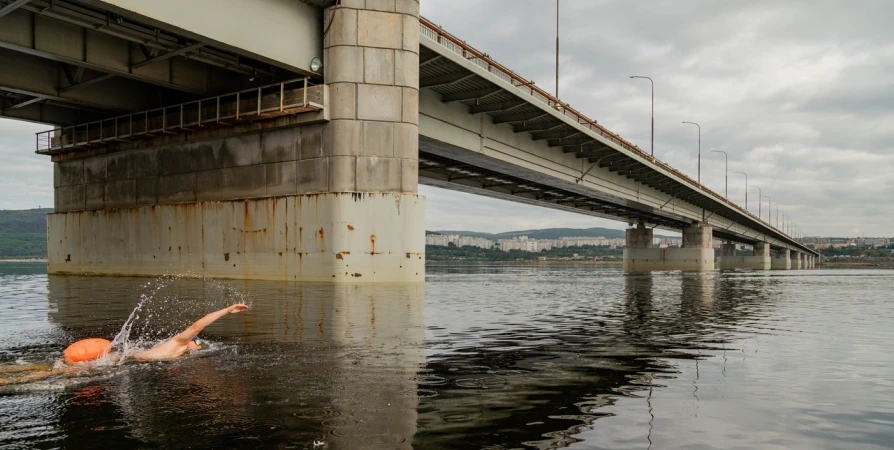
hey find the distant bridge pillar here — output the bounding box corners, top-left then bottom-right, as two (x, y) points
(717, 241), (771, 270)
(791, 251), (803, 269)
(624, 223), (714, 272)
(771, 249), (791, 270)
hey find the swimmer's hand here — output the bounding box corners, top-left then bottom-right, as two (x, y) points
(227, 304), (249, 314)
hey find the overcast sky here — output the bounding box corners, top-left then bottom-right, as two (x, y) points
(1, 0), (892, 236)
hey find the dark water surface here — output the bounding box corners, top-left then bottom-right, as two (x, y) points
(1, 262), (893, 449)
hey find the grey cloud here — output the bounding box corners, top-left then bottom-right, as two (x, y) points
(420, 0), (894, 236)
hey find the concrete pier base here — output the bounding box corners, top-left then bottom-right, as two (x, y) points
(716, 242), (771, 270)
(48, 193), (425, 282)
(791, 252), (803, 269)
(771, 249), (791, 270)
(623, 223), (714, 272)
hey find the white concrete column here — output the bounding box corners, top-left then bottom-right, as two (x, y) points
(316, 0), (424, 282)
(772, 249), (791, 270)
(717, 241), (771, 270)
(791, 251), (802, 269)
(625, 223), (714, 271)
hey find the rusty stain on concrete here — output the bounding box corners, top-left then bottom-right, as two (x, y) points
(65, 254), (71, 262)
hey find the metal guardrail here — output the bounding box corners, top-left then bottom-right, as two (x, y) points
(36, 78), (321, 154)
(419, 18), (802, 243)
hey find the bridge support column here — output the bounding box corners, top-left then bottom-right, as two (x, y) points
(624, 223), (714, 272)
(771, 249), (791, 270)
(791, 252), (803, 269)
(47, 1), (425, 282)
(717, 241), (771, 270)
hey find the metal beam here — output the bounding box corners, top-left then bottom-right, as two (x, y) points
(532, 130), (581, 141)
(131, 42), (206, 69)
(564, 143), (610, 153)
(0, 0), (29, 18)
(441, 86), (502, 103)
(420, 72), (475, 88)
(5, 95), (42, 110)
(491, 111), (549, 124)
(514, 121), (563, 132)
(571, 149), (614, 159)
(548, 138), (594, 147)
(469, 99), (525, 114)
(419, 54), (443, 67)
(57, 73), (114, 93)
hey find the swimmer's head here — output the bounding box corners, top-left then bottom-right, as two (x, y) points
(188, 336), (203, 350)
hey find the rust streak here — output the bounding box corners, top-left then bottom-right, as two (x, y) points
(347, 224), (354, 231)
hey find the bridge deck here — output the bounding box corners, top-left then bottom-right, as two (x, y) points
(418, 18), (816, 256)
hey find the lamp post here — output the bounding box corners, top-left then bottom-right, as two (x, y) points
(682, 121), (701, 183)
(711, 150), (728, 198)
(733, 171), (748, 212)
(630, 76), (654, 157)
(775, 203), (780, 229)
(762, 195), (771, 224)
(751, 185), (762, 220)
(555, 0), (560, 99)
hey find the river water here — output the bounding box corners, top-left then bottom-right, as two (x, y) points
(0, 262), (892, 449)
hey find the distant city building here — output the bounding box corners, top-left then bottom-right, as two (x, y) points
(425, 234), (494, 250)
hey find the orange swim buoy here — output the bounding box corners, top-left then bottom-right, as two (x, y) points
(63, 338), (112, 363)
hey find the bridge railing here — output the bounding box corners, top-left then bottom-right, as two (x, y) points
(420, 18), (793, 239)
(35, 78), (321, 155)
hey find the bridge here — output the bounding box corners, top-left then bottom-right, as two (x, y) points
(0, 0), (818, 281)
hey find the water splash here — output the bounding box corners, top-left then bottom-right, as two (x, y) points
(104, 272), (251, 364)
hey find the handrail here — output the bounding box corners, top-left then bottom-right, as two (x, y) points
(35, 78), (319, 154)
(419, 17), (807, 250)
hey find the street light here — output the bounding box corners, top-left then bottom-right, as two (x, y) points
(762, 195), (771, 224)
(555, 0), (560, 99)
(630, 75), (654, 157)
(711, 150), (728, 198)
(775, 203), (780, 229)
(733, 171), (748, 212)
(751, 185), (762, 220)
(682, 121), (701, 183)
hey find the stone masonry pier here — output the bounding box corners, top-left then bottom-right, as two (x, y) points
(623, 223), (714, 271)
(47, 0), (425, 282)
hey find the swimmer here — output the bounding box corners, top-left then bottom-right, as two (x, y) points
(0, 303), (248, 386)
(132, 303), (248, 361)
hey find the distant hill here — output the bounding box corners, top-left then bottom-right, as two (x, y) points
(0, 209), (51, 259)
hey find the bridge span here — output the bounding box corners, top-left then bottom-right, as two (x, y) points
(0, 0), (817, 280)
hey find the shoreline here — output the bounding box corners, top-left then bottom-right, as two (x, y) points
(0, 259), (46, 262)
(427, 260), (623, 266)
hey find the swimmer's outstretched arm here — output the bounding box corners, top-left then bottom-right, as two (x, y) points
(171, 304), (248, 345)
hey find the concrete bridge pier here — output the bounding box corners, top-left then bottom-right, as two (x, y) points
(624, 223), (714, 271)
(771, 249), (791, 270)
(791, 252), (803, 269)
(47, 0), (425, 282)
(716, 241), (771, 270)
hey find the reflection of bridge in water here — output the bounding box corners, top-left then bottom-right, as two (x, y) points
(40, 270), (784, 448)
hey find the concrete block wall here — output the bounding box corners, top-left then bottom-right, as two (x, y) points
(323, 0), (420, 194)
(753, 243), (771, 257)
(625, 224), (653, 249)
(682, 224), (712, 249)
(772, 249), (791, 270)
(719, 242), (736, 257)
(791, 252), (802, 269)
(53, 125), (340, 213)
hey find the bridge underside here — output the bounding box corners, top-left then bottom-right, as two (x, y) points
(0, 0), (315, 125)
